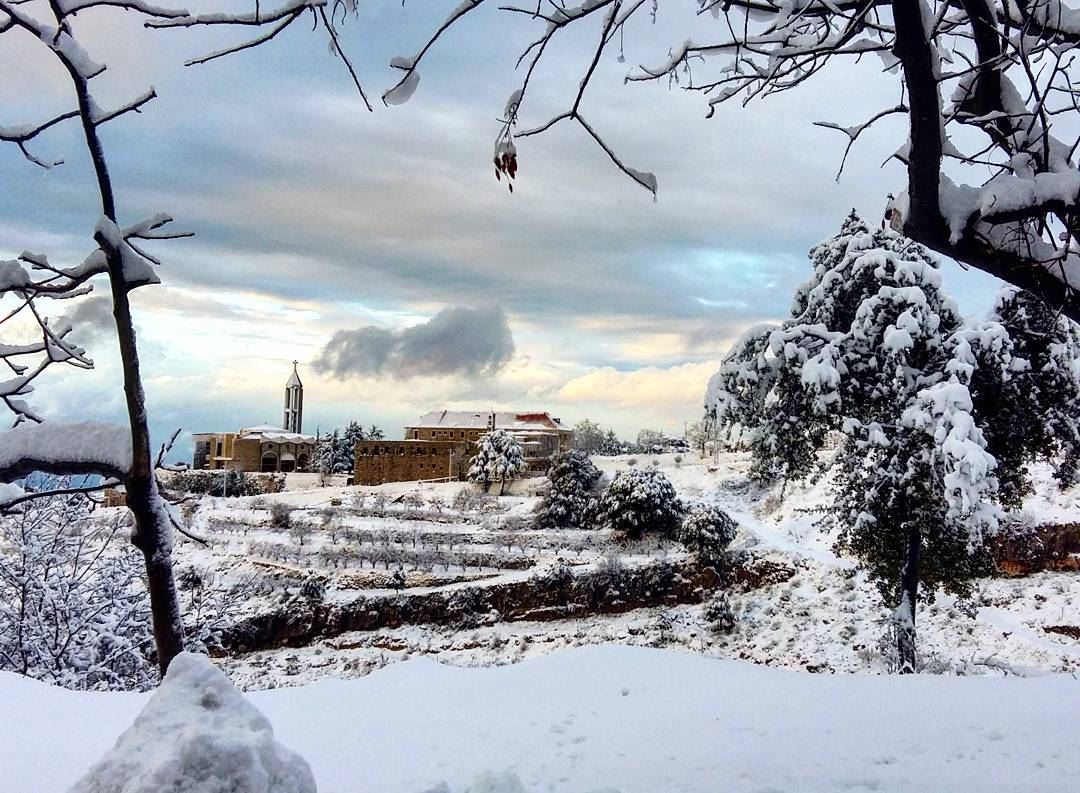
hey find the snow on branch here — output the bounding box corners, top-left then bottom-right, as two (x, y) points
(0, 421), (133, 481)
(144, 0), (324, 27)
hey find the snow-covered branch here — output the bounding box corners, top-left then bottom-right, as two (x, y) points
(0, 421), (133, 481)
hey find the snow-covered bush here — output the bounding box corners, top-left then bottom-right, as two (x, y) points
(0, 494), (156, 690)
(596, 468), (684, 540)
(468, 429), (527, 494)
(680, 506), (738, 563)
(69, 652), (316, 793)
(532, 449), (603, 529)
(706, 213), (1080, 671)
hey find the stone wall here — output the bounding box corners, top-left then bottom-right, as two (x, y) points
(354, 440), (471, 485)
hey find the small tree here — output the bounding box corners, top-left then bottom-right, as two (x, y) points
(269, 503), (293, 531)
(533, 449), (603, 530)
(596, 468), (684, 540)
(467, 429), (526, 495)
(680, 506), (738, 565)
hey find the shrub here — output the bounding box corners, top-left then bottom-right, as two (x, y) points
(269, 503), (293, 530)
(532, 449), (602, 530)
(596, 468), (684, 539)
(680, 506), (738, 563)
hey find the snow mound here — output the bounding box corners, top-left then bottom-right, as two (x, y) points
(68, 652), (315, 793)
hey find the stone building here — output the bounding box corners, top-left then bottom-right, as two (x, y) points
(192, 365), (316, 473)
(353, 409), (572, 485)
(353, 439), (470, 486)
(405, 410), (572, 473)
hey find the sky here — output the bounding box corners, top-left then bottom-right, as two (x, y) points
(1, 1), (1008, 461)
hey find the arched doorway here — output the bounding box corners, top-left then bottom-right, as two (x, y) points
(260, 453), (278, 473)
(279, 452), (296, 473)
(296, 453), (309, 471)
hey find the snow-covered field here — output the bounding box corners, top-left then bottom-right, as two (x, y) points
(3, 452), (1079, 792)
(164, 453), (1080, 686)
(4, 644), (1078, 793)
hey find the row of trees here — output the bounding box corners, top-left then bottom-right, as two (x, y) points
(572, 420), (693, 457)
(708, 214), (1080, 672)
(314, 422), (385, 475)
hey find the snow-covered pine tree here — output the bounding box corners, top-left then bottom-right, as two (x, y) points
(341, 422), (367, 465)
(533, 449), (603, 529)
(313, 432), (337, 477)
(332, 429), (356, 474)
(600, 429), (622, 456)
(680, 505), (738, 564)
(468, 429), (527, 494)
(708, 214), (1080, 672)
(596, 468), (684, 540)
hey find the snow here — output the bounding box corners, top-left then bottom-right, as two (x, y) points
(0, 420), (132, 476)
(4, 644), (1079, 793)
(383, 60), (420, 106)
(67, 652), (315, 793)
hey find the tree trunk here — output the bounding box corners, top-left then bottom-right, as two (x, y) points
(896, 525), (921, 674)
(67, 45), (185, 677)
(126, 475), (185, 676)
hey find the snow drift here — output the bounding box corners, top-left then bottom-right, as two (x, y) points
(67, 652), (315, 793)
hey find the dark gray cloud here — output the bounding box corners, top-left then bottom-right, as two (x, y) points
(61, 295), (115, 348)
(313, 306), (514, 380)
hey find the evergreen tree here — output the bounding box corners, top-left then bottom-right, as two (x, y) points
(596, 468), (684, 539)
(313, 433), (336, 476)
(533, 449), (603, 529)
(332, 429), (356, 474)
(709, 214), (1080, 672)
(599, 429), (623, 456)
(314, 430), (355, 475)
(342, 421), (367, 453)
(367, 425), (385, 441)
(680, 506), (738, 564)
(467, 429), (526, 494)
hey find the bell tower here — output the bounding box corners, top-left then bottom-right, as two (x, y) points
(283, 360), (303, 433)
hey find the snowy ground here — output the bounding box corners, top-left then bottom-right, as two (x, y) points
(4, 644), (1078, 793)
(165, 452), (1080, 686)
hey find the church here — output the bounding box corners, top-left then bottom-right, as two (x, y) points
(191, 362), (317, 473)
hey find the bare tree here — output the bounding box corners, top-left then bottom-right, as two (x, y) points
(391, 1), (1080, 320)
(0, 0), (367, 676)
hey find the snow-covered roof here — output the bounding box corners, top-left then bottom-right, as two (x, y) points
(408, 410), (569, 432)
(239, 425), (315, 443)
(286, 364), (302, 389)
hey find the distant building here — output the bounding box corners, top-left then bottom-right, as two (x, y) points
(192, 365), (316, 473)
(353, 409), (572, 485)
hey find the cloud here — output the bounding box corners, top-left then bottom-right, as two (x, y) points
(556, 362), (720, 409)
(313, 305), (514, 380)
(61, 296), (115, 349)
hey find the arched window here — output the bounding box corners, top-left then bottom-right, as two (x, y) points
(260, 453), (278, 473)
